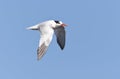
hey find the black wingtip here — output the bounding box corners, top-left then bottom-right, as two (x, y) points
(61, 48), (64, 50)
(58, 41), (65, 50)
(61, 45), (65, 50)
(60, 47), (64, 50)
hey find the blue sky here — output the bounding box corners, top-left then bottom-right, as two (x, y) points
(0, 0), (120, 79)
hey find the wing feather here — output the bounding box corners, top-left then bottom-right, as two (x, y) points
(37, 43), (48, 60)
(37, 24), (54, 60)
(54, 27), (66, 50)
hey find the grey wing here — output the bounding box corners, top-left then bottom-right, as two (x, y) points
(37, 43), (48, 60)
(54, 27), (66, 50)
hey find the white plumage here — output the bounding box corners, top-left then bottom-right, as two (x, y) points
(27, 20), (67, 60)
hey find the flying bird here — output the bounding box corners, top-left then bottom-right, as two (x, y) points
(27, 20), (67, 60)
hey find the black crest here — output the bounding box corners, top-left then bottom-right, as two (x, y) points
(54, 20), (60, 24)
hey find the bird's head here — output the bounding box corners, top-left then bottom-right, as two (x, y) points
(54, 20), (67, 28)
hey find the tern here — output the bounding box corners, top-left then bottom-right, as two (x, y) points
(27, 20), (67, 60)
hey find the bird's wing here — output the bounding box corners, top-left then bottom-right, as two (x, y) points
(54, 27), (66, 50)
(37, 26), (54, 60)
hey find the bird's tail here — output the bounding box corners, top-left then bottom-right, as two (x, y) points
(26, 24), (39, 30)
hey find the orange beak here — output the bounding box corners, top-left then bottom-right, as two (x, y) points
(61, 23), (67, 27)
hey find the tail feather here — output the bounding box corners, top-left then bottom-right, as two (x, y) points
(26, 25), (38, 30)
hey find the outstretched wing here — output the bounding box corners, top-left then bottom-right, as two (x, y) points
(54, 27), (66, 50)
(37, 25), (54, 60)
